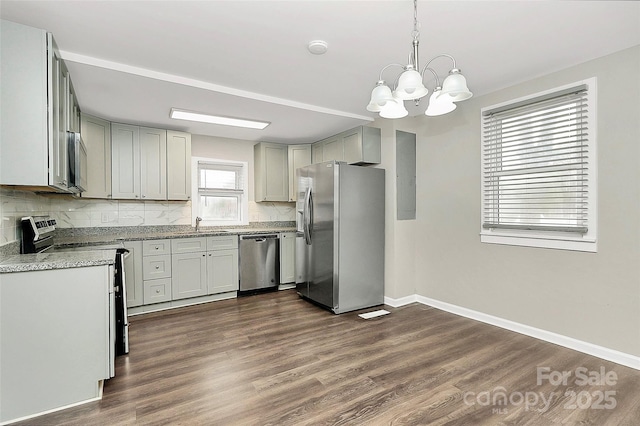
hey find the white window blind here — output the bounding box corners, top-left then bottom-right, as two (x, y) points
(199, 162), (244, 191)
(482, 84), (591, 233)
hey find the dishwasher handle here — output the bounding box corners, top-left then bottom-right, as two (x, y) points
(239, 234), (279, 241)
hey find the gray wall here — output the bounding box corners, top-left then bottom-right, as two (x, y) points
(190, 134), (295, 223)
(376, 118), (419, 300)
(412, 45), (640, 356)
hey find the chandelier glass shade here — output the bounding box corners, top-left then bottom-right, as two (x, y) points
(367, 0), (472, 118)
(366, 82), (394, 112)
(379, 95), (409, 119)
(439, 69), (473, 102)
(394, 67), (429, 100)
(425, 89), (456, 116)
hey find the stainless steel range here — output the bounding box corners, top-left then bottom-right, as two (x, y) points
(20, 216), (57, 253)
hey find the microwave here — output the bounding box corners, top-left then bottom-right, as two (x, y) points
(67, 131), (87, 193)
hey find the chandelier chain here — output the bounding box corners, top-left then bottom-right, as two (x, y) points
(412, 0), (420, 41)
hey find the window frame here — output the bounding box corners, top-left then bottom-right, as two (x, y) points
(191, 157), (249, 227)
(480, 78), (598, 252)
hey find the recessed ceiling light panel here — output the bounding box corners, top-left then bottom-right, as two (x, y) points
(170, 108), (270, 130)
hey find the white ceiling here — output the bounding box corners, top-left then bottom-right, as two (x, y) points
(2, 1), (639, 144)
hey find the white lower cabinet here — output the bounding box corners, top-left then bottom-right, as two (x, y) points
(206, 235), (239, 294)
(170, 236), (238, 301)
(124, 240), (143, 308)
(131, 235), (239, 310)
(142, 239), (172, 304)
(208, 249), (238, 293)
(172, 251), (208, 300)
(0, 266), (110, 424)
(144, 278), (172, 305)
(142, 254), (171, 280)
(171, 237), (207, 301)
(280, 232), (296, 284)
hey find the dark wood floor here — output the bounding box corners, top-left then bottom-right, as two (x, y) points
(16, 290), (640, 425)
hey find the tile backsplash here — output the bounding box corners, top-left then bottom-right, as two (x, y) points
(0, 187), (295, 246)
(0, 188), (51, 246)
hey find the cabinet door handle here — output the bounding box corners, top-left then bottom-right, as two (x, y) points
(155, 265), (160, 269)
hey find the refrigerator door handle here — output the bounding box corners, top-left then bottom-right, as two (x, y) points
(304, 187), (312, 245)
(308, 189), (314, 240)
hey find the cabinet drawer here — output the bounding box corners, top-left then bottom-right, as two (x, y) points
(142, 255), (171, 280)
(143, 278), (171, 304)
(143, 239), (171, 255)
(207, 235), (238, 251)
(171, 237), (207, 254)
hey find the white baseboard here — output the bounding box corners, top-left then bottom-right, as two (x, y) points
(0, 386), (102, 426)
(278, 283), (296, 290)
(383, 294), (417, 307)
(383, 294), (640, 371)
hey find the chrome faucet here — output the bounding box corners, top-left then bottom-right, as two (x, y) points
(195, 216), (203, 232)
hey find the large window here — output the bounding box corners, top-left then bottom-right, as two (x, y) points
(481, 78), (597, 252)
(192, 158), (248, 226)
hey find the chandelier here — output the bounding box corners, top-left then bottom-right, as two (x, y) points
(366, 0), (473, 119)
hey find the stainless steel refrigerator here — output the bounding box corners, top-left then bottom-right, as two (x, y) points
(296, 161), (385, 314)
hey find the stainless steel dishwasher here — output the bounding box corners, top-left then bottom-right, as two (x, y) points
(239, 234), (279, 292)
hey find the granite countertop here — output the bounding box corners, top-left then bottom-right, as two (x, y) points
(55, 226), (297, 248)
(0, 250), (116, 273)
(0, 224), (297, 273)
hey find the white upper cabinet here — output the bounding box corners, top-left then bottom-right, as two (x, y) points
(322, 136), (343, 162)
(111, 123), (141, 199)
(110, 125), (190, 201)
(51, 54), (69, 190)
(287, 144), (311, 202)
(342, 126), (381, 165)
(81, 114), (112, 199)
(254, 142), (288, 202)
(139, 127), (167, 200)
(311, 126), (381, 166)
(311, 142), (324, 164)
(0, 20), (76, 192)
(67, 79), (81, 133)
(166, 130), (192, 201)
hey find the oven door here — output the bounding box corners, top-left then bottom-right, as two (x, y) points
(114, 248), (130, 356)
